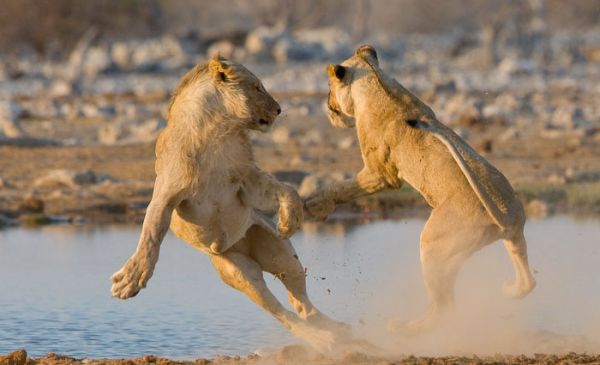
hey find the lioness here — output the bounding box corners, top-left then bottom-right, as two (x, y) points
(305, 45), (536, 334)
(111, 56), (347, 350)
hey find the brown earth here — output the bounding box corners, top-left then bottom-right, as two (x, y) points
(2, 348), (600, 365)
(1, 93), (599, 227)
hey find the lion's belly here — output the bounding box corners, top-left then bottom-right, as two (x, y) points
(170, 187), (252, 254)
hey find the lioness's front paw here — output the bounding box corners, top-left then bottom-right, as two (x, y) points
(111, 256), (155, 299)
(304, 196), (335, 221)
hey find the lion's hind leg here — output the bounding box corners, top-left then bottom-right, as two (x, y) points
(502, 231), (536, 298)
(389, 201), (499, 335)
(245, 223), (352, 339)
(210, 248), (338, 352)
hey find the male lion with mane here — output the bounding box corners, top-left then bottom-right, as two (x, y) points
(111, 56), (348, 350)
(305, 45), (536, 334)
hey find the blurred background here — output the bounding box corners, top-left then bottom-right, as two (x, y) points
(1, 0), (599, 54)
(0, 0), (599, 224)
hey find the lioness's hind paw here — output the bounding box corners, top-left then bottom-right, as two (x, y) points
(502, 279), (536, 299)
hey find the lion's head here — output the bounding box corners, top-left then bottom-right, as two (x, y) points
(325, 45), (380, 129)
(169, 56), (280, 133)
(207, 56), (281, 132)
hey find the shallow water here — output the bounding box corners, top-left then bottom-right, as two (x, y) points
(0, 216), (599, 358)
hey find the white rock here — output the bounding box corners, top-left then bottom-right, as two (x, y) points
(301, 129), (323, 146)
(83, 46), (114, 78)
(550, 105), (589, 130)
(130, 36), (186, 71)
(271, 126), (290, 144)
(245, 24), (287, 60)
(117, 103), (152, 120)
(111, 42), (131, 69)
(293, 27), (351, 57)
(129, 118), (166, 142)
(98, 122), (125, 144)
(0, 99), (25, 138)
(24, 99), (62, 119)
(443, 94), (482, 124)
(337, 136), (355, 149)
(207, 41), (236, 59)
(272, 38), (325, 64)
(48, 80), (74, 98)
(34, 169), (97, 188)
(99, 118), (166, 144)
(61, 103), (83, 121)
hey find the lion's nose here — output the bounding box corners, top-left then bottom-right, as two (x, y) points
(276, 107), (281, 115)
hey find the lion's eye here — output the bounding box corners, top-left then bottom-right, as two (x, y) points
(256, 86), (264, 93)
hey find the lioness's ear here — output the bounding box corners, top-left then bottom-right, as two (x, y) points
(327, 64), (346, 80)
(208, 55), (234, 82)
(356, 44), (379, 66)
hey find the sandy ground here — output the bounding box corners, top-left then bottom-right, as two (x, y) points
(2, 348), (600, 365)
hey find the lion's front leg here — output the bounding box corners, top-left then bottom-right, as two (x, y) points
(111, 246), (159, 299)
(111, 176), (187, 299)
(241, 167), (303, 239)
(304, 168), (388, 221)
(111, 199), (170, 299)
(304, 190), (337, 221)
(276, 189), (303, 239)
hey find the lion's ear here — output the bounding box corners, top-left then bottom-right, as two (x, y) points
(327, 64), (346, 80)
(208, 55), (234, 82)
(355, 44), (378, 66)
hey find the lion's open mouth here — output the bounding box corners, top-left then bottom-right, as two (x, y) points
(259, 118), (271, 126)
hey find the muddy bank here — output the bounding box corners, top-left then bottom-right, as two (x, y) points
(3, 348), (600, 365)
(1, 124), (600, 228)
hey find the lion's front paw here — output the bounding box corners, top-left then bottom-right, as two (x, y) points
(304, 196), (336, 221)
(111, 255), (156, 299)
(278, 204), (303, 239)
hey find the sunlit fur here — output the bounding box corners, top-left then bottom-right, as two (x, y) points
(112, 57), (350, 352)
(307, 45), (536, 335)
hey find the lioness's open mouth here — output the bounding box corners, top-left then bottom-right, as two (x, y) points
(259, 118), (271, 126)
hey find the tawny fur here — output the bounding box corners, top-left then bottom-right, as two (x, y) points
(111, 56), (349, 351)
(306, 45), (536, 334)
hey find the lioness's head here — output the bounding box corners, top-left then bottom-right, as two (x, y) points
(325, 45), (379, 128)
(208, 56), (281, 132)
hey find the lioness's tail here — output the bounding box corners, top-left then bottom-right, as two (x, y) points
(406, 119), (508, 230)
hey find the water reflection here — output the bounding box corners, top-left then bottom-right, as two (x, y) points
(0, 216), (599, 358)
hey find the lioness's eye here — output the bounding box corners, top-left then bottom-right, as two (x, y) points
(256, 86), (264, 93)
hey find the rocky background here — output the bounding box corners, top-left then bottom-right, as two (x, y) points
(0, 0), (599, 227)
